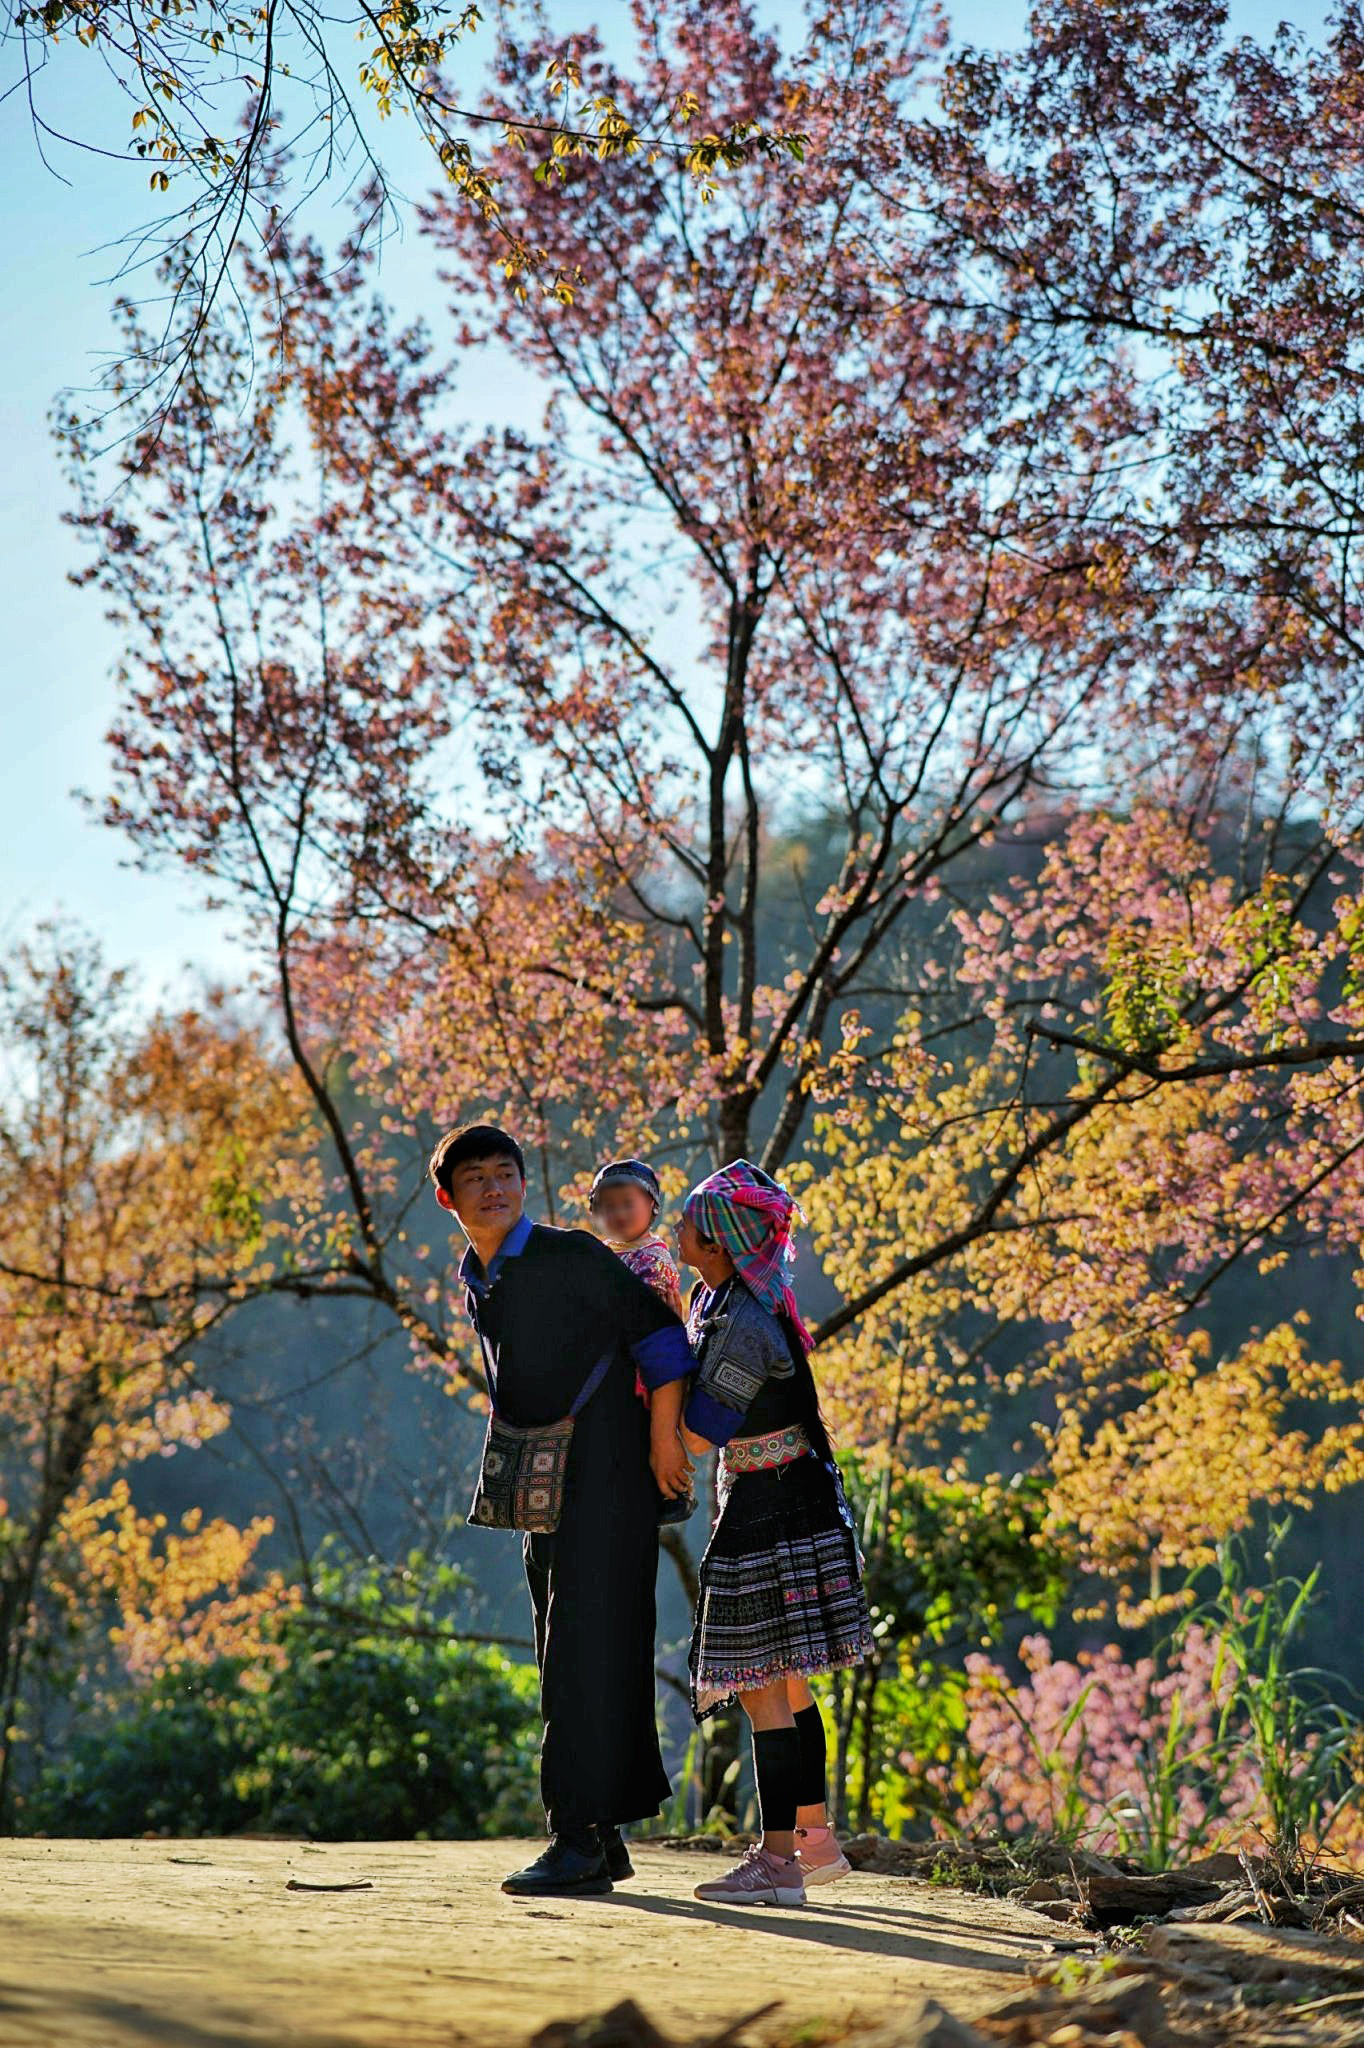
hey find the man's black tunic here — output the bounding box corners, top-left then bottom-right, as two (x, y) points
(464, 1220), (692, 1833)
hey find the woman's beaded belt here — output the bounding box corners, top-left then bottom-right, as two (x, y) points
(721, 1423), (812, 1477)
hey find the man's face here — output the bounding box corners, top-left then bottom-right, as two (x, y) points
(438, 1153), (526, 1238)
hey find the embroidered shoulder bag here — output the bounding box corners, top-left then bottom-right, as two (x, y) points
(468, 1346), (612, 1535)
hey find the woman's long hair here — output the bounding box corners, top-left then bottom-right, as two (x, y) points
(775, 1309), (835, 1467)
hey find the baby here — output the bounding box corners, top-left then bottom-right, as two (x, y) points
(589, 1157), (684, 1318)
(591, 1156), (694, 1524)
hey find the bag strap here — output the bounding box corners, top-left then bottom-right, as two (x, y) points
(471, 1305), (613, 1425)
(467, 1294), (503, 1414)
(567, 1348), (613, 1418)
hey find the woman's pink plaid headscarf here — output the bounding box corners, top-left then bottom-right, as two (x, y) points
(683, 1158), (814, 1353)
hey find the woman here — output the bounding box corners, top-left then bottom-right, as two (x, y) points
(677, 1159), (874, 1907)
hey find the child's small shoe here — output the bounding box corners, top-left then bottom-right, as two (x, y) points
(693, 1843), (805, 1907)
(796, 1825), (852, 1887)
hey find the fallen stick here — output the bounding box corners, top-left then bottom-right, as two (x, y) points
(1317, 1882), (1364, 1913)
(284, 1878), (375, 1892)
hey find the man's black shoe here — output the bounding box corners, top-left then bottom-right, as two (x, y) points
(501, 1835), (613, 1898)
(600, 1826), (634, 1882)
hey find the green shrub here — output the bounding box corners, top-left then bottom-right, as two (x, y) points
(26, 1675), (258, 1837)
(24, 1562), (542, 1840)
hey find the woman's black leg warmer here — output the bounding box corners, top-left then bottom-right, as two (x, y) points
(793, 1700), (828, 1809)
(752, 1726), (801, 1835)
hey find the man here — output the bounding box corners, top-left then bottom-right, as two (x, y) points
(431, 1122), (693, 1897)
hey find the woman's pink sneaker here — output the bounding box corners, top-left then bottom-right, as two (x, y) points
(693, 1844), (806, 1907)
(796, 1826), (852, 1887)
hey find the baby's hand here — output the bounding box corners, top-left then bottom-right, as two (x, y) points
(650, 1429), (693, 1499)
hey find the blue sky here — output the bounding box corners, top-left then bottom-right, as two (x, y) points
(0, 0), (1338, 1000)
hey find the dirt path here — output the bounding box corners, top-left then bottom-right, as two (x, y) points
(0, 1837), (1086, 2047)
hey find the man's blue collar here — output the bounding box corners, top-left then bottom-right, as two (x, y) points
(460, 1211), (534, 1297)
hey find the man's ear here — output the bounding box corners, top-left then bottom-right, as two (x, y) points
(435, 1186), (455, 1213)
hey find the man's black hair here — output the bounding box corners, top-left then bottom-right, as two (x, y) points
(428, 1123), (526, 1198)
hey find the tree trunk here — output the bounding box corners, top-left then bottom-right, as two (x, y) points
(855, 1658), (883, 1833)
(0, 1573), (33, 1823)
(832, 1667), (855, 1831)
(659, 1524), (699, 1611)
(698, 1704), (745, 1824)
(716, 1089), (754, 1166)
(0, 1363), (105, 1822)
(0, 1536), (51, 1823)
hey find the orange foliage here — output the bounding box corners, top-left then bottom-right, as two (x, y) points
(0, 928), (311, 1802)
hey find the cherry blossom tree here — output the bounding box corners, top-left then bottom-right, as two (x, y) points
(62, 0), (1159, 1346)
(8, 0), (803, 437)
(792, 0), (1364, 1616)
(55, 0), (1364, 1745)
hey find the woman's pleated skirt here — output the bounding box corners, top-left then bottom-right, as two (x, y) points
(688, 1453), (874, 1720)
